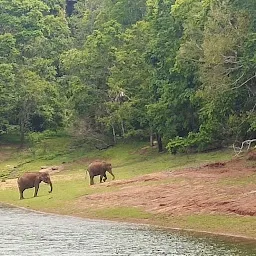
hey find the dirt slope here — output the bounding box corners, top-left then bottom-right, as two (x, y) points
(1, 151), (255, 218)
(77, 153), (256, 217)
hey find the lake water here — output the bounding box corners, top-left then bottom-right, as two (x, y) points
(0, 206), (255, 255)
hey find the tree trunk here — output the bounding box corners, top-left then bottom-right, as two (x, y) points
(19, 100), (30, 147)
(121, 120), (125, 137)
(156, 133), (163, 153)
(111, 124), (116, 144)
(19, 117), (25, 147)
(150, 130), (154, 147)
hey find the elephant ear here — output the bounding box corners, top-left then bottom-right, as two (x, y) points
(39, 172), (48, 181)
(106, 163), (112, 170)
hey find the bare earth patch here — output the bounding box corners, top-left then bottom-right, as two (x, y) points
(0, 164), (67, 190)
(0, 178), (18, 190)
(76, 156), (256, 217)
(1, 153), (256, 219)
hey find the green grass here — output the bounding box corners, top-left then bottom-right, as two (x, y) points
(0, 135), (90, 178)
(0, 134), (233, 180)
(83, 142), (233, 180)
(3, 134), (256, 239)
(86, 207), (153, 221)
(0, 135), (234, 204)
(0, 171), (122, 213)
(165, 214), (256, 239)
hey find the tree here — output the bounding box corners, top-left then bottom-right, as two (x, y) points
(61, 19), (122, 144)
(107, 21), (153, 142)
(199, 0), (256, 145)
(167, 0), (256, 152)
(146, 0), (201, 151)
(0, 0), (71, 143)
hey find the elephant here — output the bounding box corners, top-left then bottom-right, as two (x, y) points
(17, 171), (53, 200)
(87, 161), (115, 185)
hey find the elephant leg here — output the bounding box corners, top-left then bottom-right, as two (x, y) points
(103, 174), (107, 182)
(100, 175), (103, 183)
(90, 175), (94, 185)
(34, 184), (39, 197)
(19, 188), (25, 200)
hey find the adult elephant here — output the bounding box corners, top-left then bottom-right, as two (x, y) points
(87, 161), (115, 185)
(17, 172), (53, 200)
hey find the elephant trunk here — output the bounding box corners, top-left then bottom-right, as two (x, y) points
(48, 181), (53, 193)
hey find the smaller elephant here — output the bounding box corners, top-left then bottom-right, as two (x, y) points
(87, 161), (115, 185)
(17, 172), (53, 200)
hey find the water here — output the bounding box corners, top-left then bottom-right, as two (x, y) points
(0, 206), (255, 255)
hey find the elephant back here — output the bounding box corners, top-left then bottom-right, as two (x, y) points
(88, 161), (111, 175)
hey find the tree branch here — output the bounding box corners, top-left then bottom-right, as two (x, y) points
(233, 139), (256, 156)
(231, 73), (256, 91)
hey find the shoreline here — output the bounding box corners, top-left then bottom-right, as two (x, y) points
(1, 151), (256, 242)
(1, 201), (256, 242)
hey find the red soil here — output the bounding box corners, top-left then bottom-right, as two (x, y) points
(77, 154), (256, 217)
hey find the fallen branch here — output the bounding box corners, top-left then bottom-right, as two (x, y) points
(233, 139), (256, 156)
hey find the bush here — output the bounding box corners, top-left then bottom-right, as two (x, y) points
(166, 131), (217, 154)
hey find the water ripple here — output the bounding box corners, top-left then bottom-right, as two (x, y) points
(0, 207), (255, 256)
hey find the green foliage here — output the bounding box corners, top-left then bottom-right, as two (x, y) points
(3, 138), (253, 238)
(0, 0), (71, 143)
(0, 0), (256, 239)
(166, 130), (216, 154)
(106, 20), (153, 138)
(28, 129), (66, 145)
(0, 0), (255, 150)
(0, 133), (233, 180)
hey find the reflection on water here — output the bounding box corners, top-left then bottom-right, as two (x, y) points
(0, 206), (255, 255)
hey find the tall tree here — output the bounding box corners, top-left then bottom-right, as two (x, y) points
(0, 0), (71, 143)
(61, 19), (122, 144)
(199, 0), (256, 145)
(107, 21), (153, 142)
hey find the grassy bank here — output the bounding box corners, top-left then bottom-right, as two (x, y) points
(0, 135), (255, 240)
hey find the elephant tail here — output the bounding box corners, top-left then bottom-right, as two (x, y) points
(85, 169), (88, 180)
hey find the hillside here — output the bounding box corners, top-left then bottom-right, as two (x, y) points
(78, 155), (256, 217)
(0, 141), (255, 239)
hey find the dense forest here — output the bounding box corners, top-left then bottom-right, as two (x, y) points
(0, 0), (255, 153)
